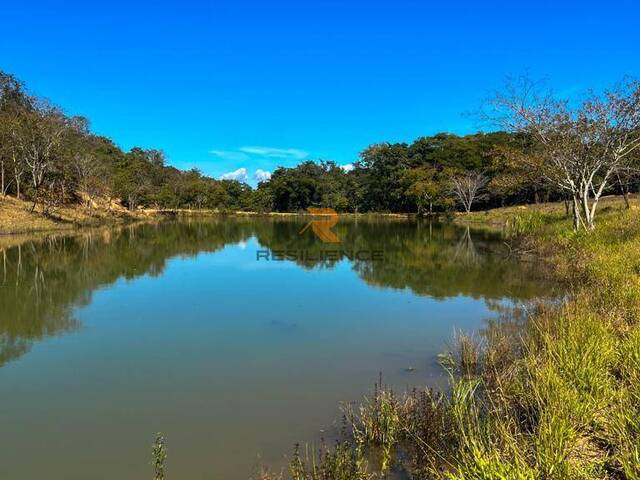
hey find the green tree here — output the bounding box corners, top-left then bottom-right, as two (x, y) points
(402, 166), (448, 214)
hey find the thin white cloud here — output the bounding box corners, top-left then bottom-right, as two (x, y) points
(254, 169), (272, 182)
(239, 146), (308, 160)
(220, 167), (248, 182)
(209, 150), (250, 162)
(340, 163), (355, 172)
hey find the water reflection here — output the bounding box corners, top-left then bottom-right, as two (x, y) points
(0, 217), (549, 367)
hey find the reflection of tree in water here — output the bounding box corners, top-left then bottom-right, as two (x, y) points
(344, 220), (551, 301)
(0, 219), (255, 366)
(453, 226), (478, 267)
(0, 335), (30, 367)
(0, 217), (554, 367)
(0, 241), (80, 367)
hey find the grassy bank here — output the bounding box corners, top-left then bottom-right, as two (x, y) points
(0, 195), (153, 235)
(0, 195), (416, 237)
(451, 194), (639, 229)
(257, 199), (640, 480)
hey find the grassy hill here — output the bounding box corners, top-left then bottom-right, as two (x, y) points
(0, 195), (147, 235)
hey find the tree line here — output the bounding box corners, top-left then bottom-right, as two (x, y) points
(0, 70), (254, 213)
(2, 70), (639, 229)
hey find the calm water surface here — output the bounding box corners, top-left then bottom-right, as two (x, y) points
(0, 217), (552, 479)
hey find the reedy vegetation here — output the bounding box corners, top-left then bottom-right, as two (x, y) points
(3, 69), (639, 479)
(255, 205), (640, 480)
(152, 433), (167, 480)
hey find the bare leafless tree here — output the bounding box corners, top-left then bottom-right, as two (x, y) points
(0, 84), (29, 199)
(0, 73), (21, 196)
(3, 113), (28, 199)
(451, 170), (488, 213)
(13, 101), (68, 211)
(73, 152), (103, 209)
(484, 75), (640, 230)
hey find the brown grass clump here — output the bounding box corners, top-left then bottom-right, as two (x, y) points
(0, 194), (147, 235)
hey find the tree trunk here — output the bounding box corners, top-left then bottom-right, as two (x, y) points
(572, 194), (583, 232)
(1, 161), (4, 196)
(617, 174), (630, 209)
(580, 189), (596, 230)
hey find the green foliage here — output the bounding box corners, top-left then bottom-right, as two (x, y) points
(402, 165), (449, 214)
(344, 377), (401, 473)
(287, 442), (370, 480)
(257, 131), (541, 215)
(267, 161), (353, 212)
(254, 207), (640, 479)
(0, 69), (254, 212)
(3, 68), (639, 220)
(152, 433), (167, 480)
(505, 211), (547, 237)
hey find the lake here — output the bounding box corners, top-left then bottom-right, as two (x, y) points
(0, 217), (553, 479)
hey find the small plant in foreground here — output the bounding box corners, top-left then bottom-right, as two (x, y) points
(254, 206), (640, 480)
(288, 441), (370, 480)
(152, 432), (167, 480)
(344, 374), (401, 473)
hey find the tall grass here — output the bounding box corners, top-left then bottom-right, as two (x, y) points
(152, 433), (167, 480)
(436, 208), (640, 479)
(343, 374), (401, 473)
(287, 441), (371, 480)
(261, 205), (640, 479)
(152, 205), (640, 479)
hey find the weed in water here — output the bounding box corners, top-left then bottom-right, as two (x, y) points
(152, 432), (167, 480)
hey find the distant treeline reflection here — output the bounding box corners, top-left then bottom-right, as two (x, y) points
(0, 218), (552, 366)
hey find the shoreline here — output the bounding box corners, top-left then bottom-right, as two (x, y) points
(0, 195), (154, 236)
(3, 192), (638, 477)
(257, 201), (640, 478)
(2, 193), (634, 240)
(0, 196), (423, 239)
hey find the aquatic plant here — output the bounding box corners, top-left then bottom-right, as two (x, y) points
(288, 441), (370, 480)
(285, 206), (640, 479)
(343, 374), (401, 473)
(152, 432), (167, 480)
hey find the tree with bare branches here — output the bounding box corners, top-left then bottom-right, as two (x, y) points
(73, 153), (101, 209)
(450, 170), (488, 213)
(0, 72), (31, 199)
(13, 101), (68, 212)
(484, 76), (640, 230)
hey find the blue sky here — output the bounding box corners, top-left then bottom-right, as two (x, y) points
(1, 1), (639, 185)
